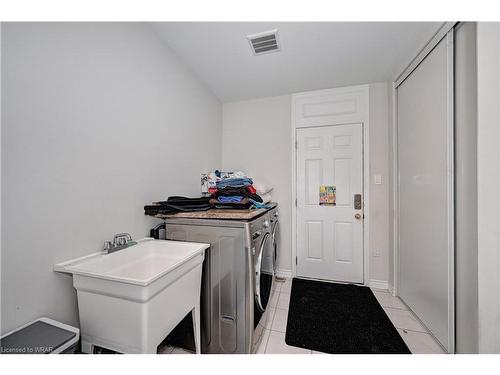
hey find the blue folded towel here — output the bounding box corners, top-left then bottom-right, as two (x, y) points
(218, 196), (244, 203)
(249, 199), (272, 209)
(216, 178), (253, 189)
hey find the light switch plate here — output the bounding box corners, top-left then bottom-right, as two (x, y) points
(374, 175), (382, 185)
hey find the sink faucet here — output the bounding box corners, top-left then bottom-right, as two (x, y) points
(103, 233), (134, 254)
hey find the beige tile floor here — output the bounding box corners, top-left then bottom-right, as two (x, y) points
(159, 278), (446, 355)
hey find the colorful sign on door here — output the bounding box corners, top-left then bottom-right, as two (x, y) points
(319, 185), (336, 205)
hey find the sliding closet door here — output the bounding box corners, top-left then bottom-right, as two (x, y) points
(454, 22), (478, 353)
(397, 35), (453, 352)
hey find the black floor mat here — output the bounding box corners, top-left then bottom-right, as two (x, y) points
(285, 278), (411, 354)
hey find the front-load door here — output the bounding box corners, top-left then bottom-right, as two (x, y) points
(296, 124), (364, 283)
(271, 219), (279, 275)
(255, 233), (273, 312)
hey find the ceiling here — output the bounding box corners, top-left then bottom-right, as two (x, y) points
(152, 22), (442, 103)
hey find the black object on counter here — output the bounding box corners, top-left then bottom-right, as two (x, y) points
(150, 223), (166, 239)
(215, 187), (263, 203)
(145, 196), (212, 216)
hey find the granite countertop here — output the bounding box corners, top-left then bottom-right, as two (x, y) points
(153, 203), (277, 221)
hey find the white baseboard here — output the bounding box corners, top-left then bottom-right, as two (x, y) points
(369, 279), (389, 291)
(275, 269), (292, 279)
(274, 272), (388, 289)
(388, 282), (395, 296)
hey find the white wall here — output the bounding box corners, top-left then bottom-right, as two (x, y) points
(477, 22), (500, 353)
(1, 23), (222, 334)
(368, 83), (391, 284)
(222, 96), (292, 274)
(222, 84), (391, 282)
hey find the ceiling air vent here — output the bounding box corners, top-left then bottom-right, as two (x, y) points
(247, 29), (280, 56)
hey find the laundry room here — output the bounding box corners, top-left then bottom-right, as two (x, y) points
(1, 2), (500, 373)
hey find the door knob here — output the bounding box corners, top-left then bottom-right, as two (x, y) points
(354, 213), (362, 220)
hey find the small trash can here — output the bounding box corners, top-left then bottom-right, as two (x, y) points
(0, 317), (79, 354)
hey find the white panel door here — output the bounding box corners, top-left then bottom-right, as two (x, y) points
(296, 124), (364, 283)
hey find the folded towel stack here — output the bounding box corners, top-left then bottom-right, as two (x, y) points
(144, 172), (275, 216)
(206, 171), (272, 209)
(216, 177), (253, 189)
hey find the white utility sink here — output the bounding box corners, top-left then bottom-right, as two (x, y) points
(55, 238), (209, 354)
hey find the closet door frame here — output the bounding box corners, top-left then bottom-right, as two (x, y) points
(392, 22), (456, 354)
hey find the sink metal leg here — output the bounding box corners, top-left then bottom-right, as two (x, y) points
(192, 304), (201, 354)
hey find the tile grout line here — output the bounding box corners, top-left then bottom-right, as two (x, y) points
(270, 304), (279, 332)
(263, 330), (271, 354)
(395, 329), (446, 354)
(383, 306), (412, 311)
(267, 307), (277, 330)
(265, 279), (285, 353)
(270, 307), (289, 333)
(386, 320), (429, 334)
(372, 294), (409, 311)
(397, 327), (433, 334)
(383, 306), (425, 321)
(379, 302), (410, 312)
(380, 304), (432, 336)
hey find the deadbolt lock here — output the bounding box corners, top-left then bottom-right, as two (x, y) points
(354, 194), (362, 210)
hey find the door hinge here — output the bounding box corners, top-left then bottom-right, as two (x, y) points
(295, 141), (298, 150)
(295, 256), (298, 265)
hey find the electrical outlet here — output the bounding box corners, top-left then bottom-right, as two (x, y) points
(372, 248), (381, 257)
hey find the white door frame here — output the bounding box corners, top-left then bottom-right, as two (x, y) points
(391, 23), (456, 353)
(291, 85), (370, 286)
